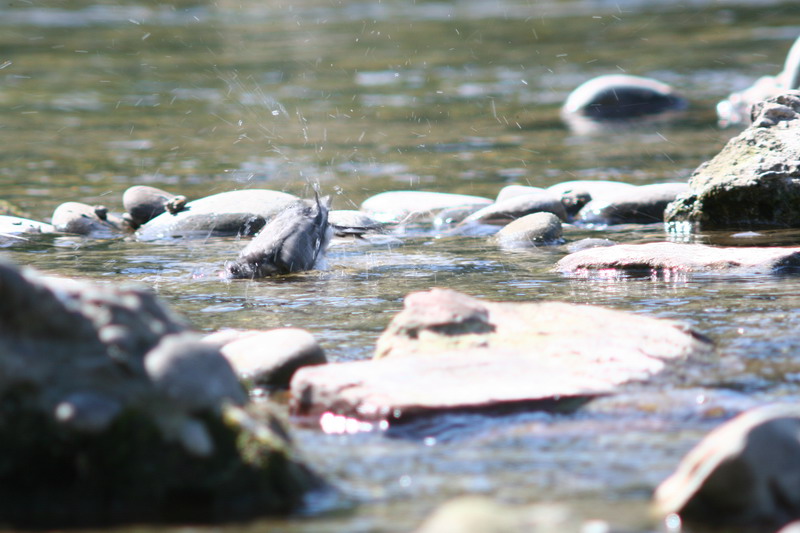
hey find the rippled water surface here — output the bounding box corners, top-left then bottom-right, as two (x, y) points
(4, 1), (800, 531)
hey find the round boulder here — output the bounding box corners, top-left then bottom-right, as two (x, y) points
(493, 212), (564, 248)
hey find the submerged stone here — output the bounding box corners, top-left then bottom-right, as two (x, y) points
(654, 404), (800, 530)
(556, 242), (800, 277)
(290, 288), (711, 423)
(562, 74), (687, 133)
(665, 92), (800, 230)
(136, 189), (298, 241)
(0, 259), (324, 527)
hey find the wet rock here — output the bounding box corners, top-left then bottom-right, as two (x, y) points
(461, 190), (567, 225)
(360, 190), (492, 224)
(556, 242), (800, 277)
(665, 92), (800, 231)
(122, 185), (188, 229)
(136, 189), (298, 240)
(565, 238), (616, 253)
(576, 182), (688, 225)
(717, 36), (800, 127)
(493, 212), (564, 248)
(51, 201), (122, 236)
(0, 215), (53, 235)
(654, 404), (800, 529)
(205, 328), (326, 388)
(328, 209), (385, 237)
(547, 180), (637, 219)
(495, 184), (547, 203)
(290, 288), (711, 422)
(144, 333), (247, 413)
(0, 259), (323, 527)
(223, 196), (332, 279)
(562, 74), (687, 133)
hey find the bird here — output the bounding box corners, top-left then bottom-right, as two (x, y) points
(223, 194), (332, 279)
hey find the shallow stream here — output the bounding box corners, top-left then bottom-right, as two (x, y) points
(3, 1), (800, 531)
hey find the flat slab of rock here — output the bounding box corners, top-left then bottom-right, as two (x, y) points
(290, 288), (711, 422)
(556, 242), (800, 276)
(136, 189), (297, 240)
(666, 92), (800, 230)
(0, 215), (53, 235)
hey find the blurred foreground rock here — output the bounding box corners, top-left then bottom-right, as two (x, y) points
(556, 242), (800, 277)
(654, 404), (800, 530)
(665, 92), (800, 230)
(290, 288), (712, 423)
(0, 259), (323, 527)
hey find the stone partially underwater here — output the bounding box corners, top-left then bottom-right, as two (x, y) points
(0, 260), (323, 527)
(289, 288), (712, 425)
(665, 92), (800, 231)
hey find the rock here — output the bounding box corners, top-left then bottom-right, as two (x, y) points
(495, 184), (547, 203)
(135, 189), (298, 240)
(565, 238), (616, 253)
(0, 215), (53, 235)
(562, 74), (687, 133)
(122, 185), (188, 229)
(415, 496), (579, 533)
(461, 190), (567, 225)
(144, 333), (247, 413)
(206, 328), (326, 388)
(556, 242), (800, 277)
(223, 196), (332, 279)
(290, 288), (711, 423)
(576, 182), (688, 225)
(547, 180), (637, 219)
(493, 212), (564, 248)
(328, 209), (385, 237)
(717, 36), (800, 127)
(51, 201), (122, 236)
(653, 404), (800, 529)
(0, 259), (323, 526)
(665, 92), (800, 231)
(360, 190), (492, 224)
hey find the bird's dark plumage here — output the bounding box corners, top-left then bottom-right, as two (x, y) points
(224, 195), (332, 279)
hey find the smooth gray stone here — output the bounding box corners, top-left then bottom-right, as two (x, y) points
(717, 36), (800, 127)
(556, 242), (800, 276)
(223, 197), (331, 279)
(144, 332), (247, 413)
(655, 404), (800, 529)
(494, 212), (564, 248)
(290, 288), (712, 422)
(462, 191), (567, 225)
(495, 184), (547, 203)
(547, 180), (636, 218)
(0, 215), (53, 235)
(136, 189), (298, 240)
(666, 92), (800, 230)
(360, 190), (493, 224)
(207, 328), (327, 388)
(562, 74), (687, 132)
(576, 182), (688, 225)
(123, 185), (187, 228)
(51, 201), (122, 236)
(328, 209), (384, 236)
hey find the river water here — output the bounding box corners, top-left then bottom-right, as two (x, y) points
(3, 1), (800, 531)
